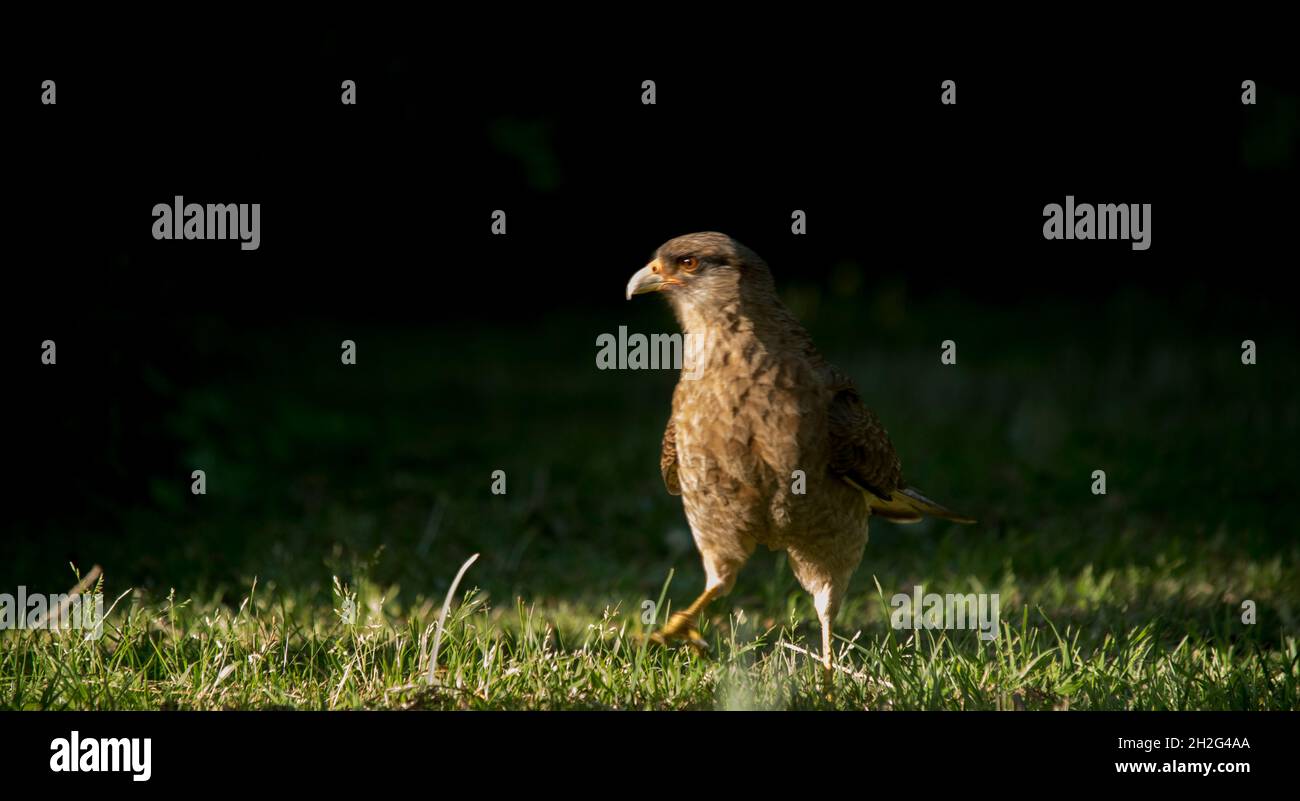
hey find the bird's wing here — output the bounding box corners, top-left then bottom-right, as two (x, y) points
(661, 417), (681, 495)
(826, 368), (975, 524)
(825, 370), (904, 502)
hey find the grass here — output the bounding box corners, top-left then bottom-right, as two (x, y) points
(3, 567), (1296, 710)
(2, 285), (1297, 710)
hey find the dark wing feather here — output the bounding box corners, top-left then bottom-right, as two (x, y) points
(825, 367), (903, 500)
(825, 365), (975, 524)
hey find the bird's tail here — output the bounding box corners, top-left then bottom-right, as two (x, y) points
(846, 478), (977, 525)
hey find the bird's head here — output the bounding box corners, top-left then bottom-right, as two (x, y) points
(625, 232), (774, 322)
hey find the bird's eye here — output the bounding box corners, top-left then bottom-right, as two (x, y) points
(678, 256), (699, 272)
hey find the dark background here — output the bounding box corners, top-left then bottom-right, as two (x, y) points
(3, 38), (1296, 607)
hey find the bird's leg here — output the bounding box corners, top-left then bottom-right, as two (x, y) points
(819, 612), (835, 693)
(650, 585), (719, 653)
(813, 586), (838, 697)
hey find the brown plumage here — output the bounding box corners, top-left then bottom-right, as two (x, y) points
(627, 232), (974, 680)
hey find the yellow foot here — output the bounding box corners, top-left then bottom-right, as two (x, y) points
(648, 611), (709, 654)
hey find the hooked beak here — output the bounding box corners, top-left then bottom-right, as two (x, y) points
(625, 258), (672, 300)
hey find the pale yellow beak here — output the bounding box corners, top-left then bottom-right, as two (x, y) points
(625, 258), (668, 300)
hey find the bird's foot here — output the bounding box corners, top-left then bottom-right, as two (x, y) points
(820, 662), (835, 703)
(648, 611), (710, 654)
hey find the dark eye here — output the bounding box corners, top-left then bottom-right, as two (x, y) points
(678, 255), (699, 272)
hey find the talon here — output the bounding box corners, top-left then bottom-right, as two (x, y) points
(650, 615), (710, 654)
(646, 586), (720, 654)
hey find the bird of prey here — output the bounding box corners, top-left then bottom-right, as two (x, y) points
(626, 232), (974, 683)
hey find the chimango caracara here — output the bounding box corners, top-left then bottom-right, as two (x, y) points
(626, 232), (974, 681)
